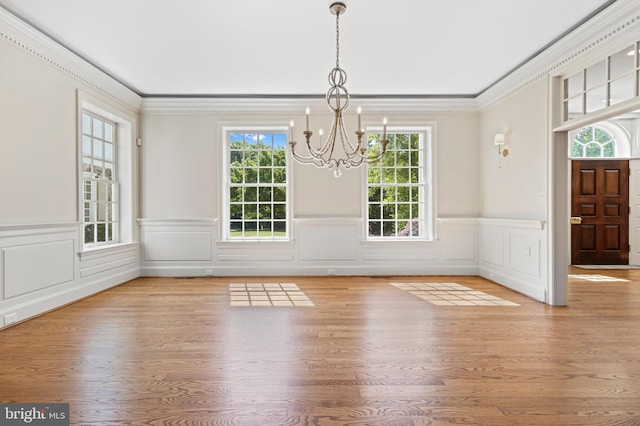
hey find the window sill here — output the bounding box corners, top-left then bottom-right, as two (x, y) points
(216, 239), (295, 248)
(78, 242), (139, 260)
(361, 238), (435, 246)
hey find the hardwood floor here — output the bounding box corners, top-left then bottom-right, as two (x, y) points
(1, 271), (640, 425)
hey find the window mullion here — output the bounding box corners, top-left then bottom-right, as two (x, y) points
(225, 129), (288, 241)
(81, 111), (118, 247)
(366, 129), (430, 240)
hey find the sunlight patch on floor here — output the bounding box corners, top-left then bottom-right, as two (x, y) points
(229, 283), (314, 307)
(391, 282), (520, 306)
(569, 274), (631, 282)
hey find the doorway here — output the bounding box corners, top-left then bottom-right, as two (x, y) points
(568, 120), (635, 266)
(570, 159), (629, 265)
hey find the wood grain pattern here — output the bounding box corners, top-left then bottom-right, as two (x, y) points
(1, 271), (640, 425)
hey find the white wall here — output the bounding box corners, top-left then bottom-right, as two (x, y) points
(0, 12), (141, 329)
(435, 113), (482, 217)
(476, 79), (550, 301)
(138, 106), (482, 276)
(480, 79), (550, 220)
(141, 110), (480, 219)
(0, 40), (78, 225)
(141, 114), (218, 218)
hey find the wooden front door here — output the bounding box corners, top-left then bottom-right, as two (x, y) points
(571, 159), (629, 265)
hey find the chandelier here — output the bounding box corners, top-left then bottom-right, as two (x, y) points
(289, 2), (388, 178)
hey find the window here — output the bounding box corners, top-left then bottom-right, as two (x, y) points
(81, 112), (118, 245)
(224, 129), (289, 240)
(569, 123), (631, 159)
(366, 127), (433, 240)
(570, 125), (616, 158)
(563, 41), (640, 121)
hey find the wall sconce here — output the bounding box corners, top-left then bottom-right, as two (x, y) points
(494, 133), (509, 167)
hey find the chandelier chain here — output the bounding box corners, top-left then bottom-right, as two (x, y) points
(335, 11), (340, 68)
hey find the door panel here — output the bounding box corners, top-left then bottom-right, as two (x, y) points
(604, 170), (621, 194)
(571, 159), (629, 265)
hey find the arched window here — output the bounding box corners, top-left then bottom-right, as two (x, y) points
(569, 123), (631, 159)
(571, 126), (615, 158)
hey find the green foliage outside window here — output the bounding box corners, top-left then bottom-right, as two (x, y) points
(367, 132), (423, 238)
(228, 132), (288, 238)
(571, 126), (616, 158)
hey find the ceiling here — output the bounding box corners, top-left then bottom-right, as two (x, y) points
(0, 0), (617, 97)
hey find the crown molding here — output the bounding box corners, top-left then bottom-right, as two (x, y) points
(0, 6), (142, 113)
(4, 1), (637, 116)
(477, 0), (640, 111)
(140, 96), (478, 115)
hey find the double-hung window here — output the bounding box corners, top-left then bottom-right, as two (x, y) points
(366, 126), (433, 240)
(81, 112), (119, 246)
(223, 128), (289, 240)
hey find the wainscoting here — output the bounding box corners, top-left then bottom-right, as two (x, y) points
(139, 217), (548, 302)
(139, 217), (482, 277)
(0, 223), (139, 329)
(0, 217), (548, 329)
(478, 218), (547, 302)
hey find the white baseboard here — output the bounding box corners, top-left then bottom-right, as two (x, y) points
(140, 264), (479, 277)
(479, 266), (545, 302)
(0, 267), (139, 330)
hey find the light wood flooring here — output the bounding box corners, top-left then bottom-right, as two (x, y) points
(1, 269), (640, 425)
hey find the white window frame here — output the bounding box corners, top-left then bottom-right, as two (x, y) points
(364, 125), (435, 241)
(77, 90), (136, 251)
(221, 126), (291, 241)
(81, 111), (119, 246)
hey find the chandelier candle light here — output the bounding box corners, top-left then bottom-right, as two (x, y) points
(289, 2), (388, 178)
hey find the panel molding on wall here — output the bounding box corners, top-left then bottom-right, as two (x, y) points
(298, 218), (360, 262)
(139, 218), (217, 275)
(0, 223), (77, 301)
(510, 236), (541, 277)
(478, 218), (548, 302)
(144, 231), (213, 261)
(439, 218), (479, 262)
(3, 239), (75, 299)
(79, 243), (138, 279)
(0, 223), (139, 329)
(138, 217), (480, 277)
(480, 233), (505, 267)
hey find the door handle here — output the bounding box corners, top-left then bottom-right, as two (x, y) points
(570, 216), (582, 224)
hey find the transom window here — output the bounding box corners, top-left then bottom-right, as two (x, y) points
(81, 112), (118, 246)
(571, 125), (616, 158)
(224, 129), (289, 240)
(366, 127), (433, 240)
(563, 41), (640, 121)
(569, 121), (632, 159)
